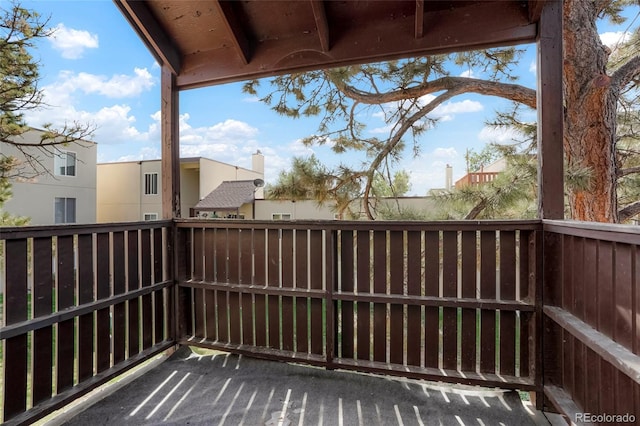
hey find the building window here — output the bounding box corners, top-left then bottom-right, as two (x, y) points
(144, 173), (158, 195)
(272, 213), (292, 220)
(54, 151), (76, 176)
(144, 213), (158, 221)
(55, 197), (76, 224)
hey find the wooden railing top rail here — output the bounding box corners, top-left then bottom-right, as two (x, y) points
(543, 219), (640, 244)
(0, 220), (173, 240)
(175, 218), (542, 231)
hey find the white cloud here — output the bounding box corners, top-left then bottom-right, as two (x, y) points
(430, 99), (483, 122)
(600, 31), (632, 48)
(54, 68), (155, 98)
(370, 97), (484, 133)
(432, 147), (458, 159)
(459, 69), (475, 78)
(50, 23), (99, 59)
(435, 99), (483, 115)
(529, 61), (536, 74)
(478, 125), (521, 144)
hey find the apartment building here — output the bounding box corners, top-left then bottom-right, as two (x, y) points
(97, 152), (264, 222)
(1, 128), (97, 225)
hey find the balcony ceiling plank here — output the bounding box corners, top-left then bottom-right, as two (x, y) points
(115, 0), (542, 90)
(116, 0), (181, 74)
(214, 0), (252, 65)
(310, 0), (330, 52)
(415, 0), (425, 39)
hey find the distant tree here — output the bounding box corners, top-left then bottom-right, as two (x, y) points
(267, 156), (414, 218)
(371, 170), (411, 198)
(0, 157), (28, 225)
(266, 155), (361, 217)
(245, 0), (640, 222)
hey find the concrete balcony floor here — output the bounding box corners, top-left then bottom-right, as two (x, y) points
(47, 347), (554, 426)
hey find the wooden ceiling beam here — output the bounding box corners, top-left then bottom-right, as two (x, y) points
(116, 0), (181, 74)
(214, 0), (252, 65)
(415, 0), (424, 38)
(310, 0), (330, 52)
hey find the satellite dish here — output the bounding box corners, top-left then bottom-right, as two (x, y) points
(253, 178), (265, 188)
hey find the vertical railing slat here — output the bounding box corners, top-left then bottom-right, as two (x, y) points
(127, 230), (140, 355)
(227, 228), (241, 345)
(140, 229), (153, 350)
(424, 231), (439, 369)
(295, 230), (309, 353)
(309, 230), (323, 356)
(253, 229), (267, 347)
(77, 234), (94, 382)
(480, 231), (496, 373)
(4, 239), (28, 420)
(356, 231), (371, 361)
(406, 230), (421, 367)
(441, 231), (457, 370)
(372, 230), (386, 363)
(240, 229), (254, 346)
(204, 229), (217, 342)
(461, 230), (477, 372)
(267, 229), (279, 349)
(193, 228), (205, 339)
(32, 237), (54, 406)
(113, 231), (126, 364)
(56, 235), (75, 392)
(389, 230), (403, 365)
(281, 229), (294, 351)
(96, 232), (111, 373)
(153, 228), (165, 344)
(340, 230), (354, 359)
(499, 231), (516, 376)
(614, 243), (633, 349)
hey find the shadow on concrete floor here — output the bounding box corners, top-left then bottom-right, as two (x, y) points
(60, 347), (548, 426)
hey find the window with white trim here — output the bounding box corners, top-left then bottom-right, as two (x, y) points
(144, 213), (158, 221)
(144, 173), (158, 195)
(54, 151), (76, 176)
(54, 197), (76, 224)
(272, 213), (292, 220)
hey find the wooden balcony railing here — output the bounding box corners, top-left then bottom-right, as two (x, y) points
(1, 218), (639, 424)
(175, 219), (542, 390)
(0, 221), (175, 424)
(542, 220), (640, 421)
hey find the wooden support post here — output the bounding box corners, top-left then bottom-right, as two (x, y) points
(537, 0), (564, 220)
(161, 65), (181, 219)
(537, 0), (564, 412)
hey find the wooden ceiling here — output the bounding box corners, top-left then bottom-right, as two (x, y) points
(115, 1), (545, 90)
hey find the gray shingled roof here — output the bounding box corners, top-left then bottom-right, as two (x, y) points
(194, 180), (257, 211)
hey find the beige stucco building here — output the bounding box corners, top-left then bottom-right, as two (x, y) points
(97, 153), (264, 222)
(2, 128), (97, 225)
(254, 196), (437, 220)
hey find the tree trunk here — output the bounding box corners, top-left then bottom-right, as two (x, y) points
(563, 0), (619, 222)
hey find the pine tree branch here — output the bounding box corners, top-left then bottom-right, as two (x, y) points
(619, 200), (640, 222)
(618, 165), (640, 177)
(611, 54), (640, 89)
(327, 74), (537, 109)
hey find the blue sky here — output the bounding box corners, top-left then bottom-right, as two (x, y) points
(19, 1), (638, 195)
